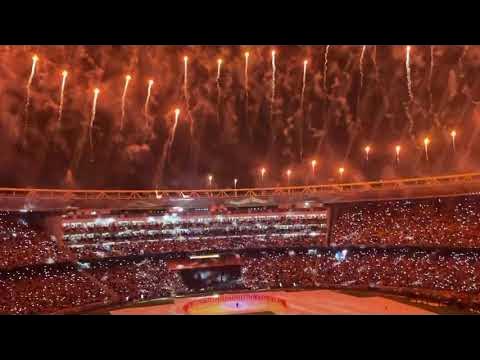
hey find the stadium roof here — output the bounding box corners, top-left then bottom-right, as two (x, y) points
(1, 173), (480, 212)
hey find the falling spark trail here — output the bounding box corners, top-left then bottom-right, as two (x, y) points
(373, 45), (379, 83)
(183, 56), (194, 138)
(184, 56), (188, 100)
(406, 46), (413, 102)
(424, 138), (430, 161)
(89, 88), (100, 155)
(404, 102), (414, 139)
(244, 52), (250, 135)
(357, 46), (367, 124)
(166, 109), (181, 163)
(429, 46), (434, 112)
(324, 45), (330, 92)
(300, 60), (308, 111)
(360, 45), (366, 90)
(270, 50), (276, 120)
(459, 45), (469, 77)
(25, 54), (39, 117)
(58, 70), (68, 123)
(364, 146), (370, 162)
(451, 131), (457, 153)
(121, 75), (132, 129)
(244, 52), (249, 95)
(144, 79), (154, 116)
(216, 59), (222, 123)
(299, 60), (308, 161)
(395, 146), (401, 164)
(158, 109), (180, 184)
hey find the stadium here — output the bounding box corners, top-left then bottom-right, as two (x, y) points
(2, 45), (480, 314)
(2, 172), (480, 314)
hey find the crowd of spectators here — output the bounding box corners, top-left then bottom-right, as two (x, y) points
(0, 263), (114, 314)
(2, 195), (480, 313)
(63, 212), (327, 260)
(241, 248), (480, 295)
(87, 258), (185, 302)
(2, 247), (480, 313)
(0, 213), (74, 271)
(70, 235), (322, 261)
(330, 195), (480, 248)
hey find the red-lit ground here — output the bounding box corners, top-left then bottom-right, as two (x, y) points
(110, 290), (435, 315)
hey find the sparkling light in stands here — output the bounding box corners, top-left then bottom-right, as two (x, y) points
(338, 167), (345, 180)
(234, 178), (238, 189)
(208, 175), (213, 188)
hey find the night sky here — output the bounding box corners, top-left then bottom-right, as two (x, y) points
(1, 45), (480, 190)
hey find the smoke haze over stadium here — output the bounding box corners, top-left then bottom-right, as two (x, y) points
(1, 45), (480, 189)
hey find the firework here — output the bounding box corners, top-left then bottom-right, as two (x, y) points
(324, 45), (330, 92)
(89, 88), (100, 154)
(338, 167), (345, 181)
(184, 56), (188, 100)
(244, 52), (249, 94)
(183, 56), (194, 138)
(217, 58), (223, 122)
(25, 54), (39, 117)
(121, 74), (132, 129)
(395, 145), (401, 164)
(300, 59), (308, 162)
(364, 145), (371, 161)
(170, 108), (181, 154)
(260, 167), (266, 183)
(145, 79), (154, 116)
(58, 70), (68, 123)
(208, 174), (213, 188)
(360, 45), (366, 90)
(429, 45), (434, 112)
(271, 50), (276, 119)
(157, 108), (181, 184)
(424, 137), (430, 161)
(165, 108), (181, 164)
(286, 169), (292, 185)
(406, 46), (413, 102)
(300, 60), (308, 111)
(311, 159), (317, 175)
(450, 130), (457, 153)
(245, 51), (250, 128)
(459, 45), (469, 77)
(373, 45), (379, 83)
(234, 178), (238, 189)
